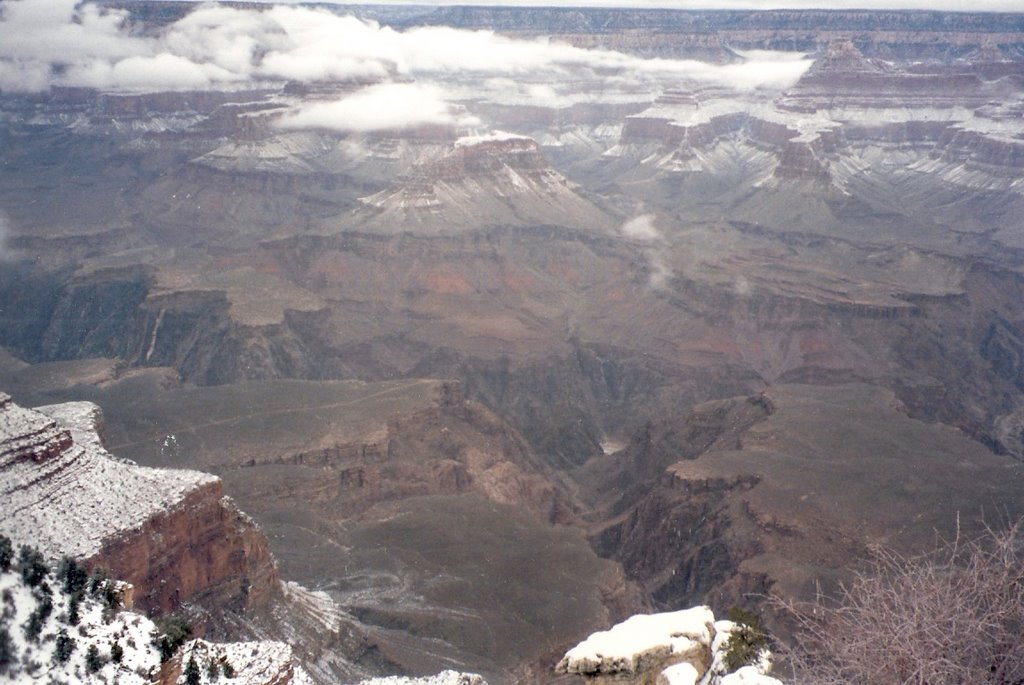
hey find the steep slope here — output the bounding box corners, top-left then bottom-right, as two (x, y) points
(594, 384), (1024, 613)
(0, 392), (278, 616)
(351, 133), (617, 235)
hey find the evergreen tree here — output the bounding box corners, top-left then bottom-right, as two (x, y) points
(0, 535), (12, 573)
(184, 656), (201, 685)
(53, 630), (76, 664)
(56, 557), (87, 595)
(722, 606), (769, 672)
(101, 582), (121, 622)
(207, 658), (221, 681)
(153, 614), (192, 663)
(18, 545), (47, 588)
(67, 590), (82, 626)
(0, 624), (15, 675)
(85, 644), (104, 674)
(109, 641), (123, 664)
(88, 568), (108, 597)
(23, 593), (52, 643)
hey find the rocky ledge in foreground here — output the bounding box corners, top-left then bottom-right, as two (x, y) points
(556, 606), (782, 685)
(0, 391), (278, 617)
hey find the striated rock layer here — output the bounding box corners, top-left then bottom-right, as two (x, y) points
(0, 392), (278, 616)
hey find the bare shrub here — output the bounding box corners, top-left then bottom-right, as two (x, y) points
(773, 520), (1024, 685)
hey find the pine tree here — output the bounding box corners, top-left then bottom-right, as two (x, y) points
(53, 630), (76, 664)
(153, 614), (192, 662)
(0, 535), (12, 573)
(18, 545), (47, 588)
(184, 656), (201, 685)
(24, 595), (52, 643)
(0, 625), (16, 675)
(207, 658), (221, 681)
(101, 582), (121, 622)
(68, 590), (82, 626)
(56, 557), (87, 595)
(110, 641), (123, 664)
(88, 568), (108, 596)
(85, 644), (104, 674)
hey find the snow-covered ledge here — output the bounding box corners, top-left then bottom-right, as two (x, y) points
(556, 606), (783, 685)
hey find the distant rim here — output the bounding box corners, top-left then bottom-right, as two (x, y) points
(203, 0), (1024, 14)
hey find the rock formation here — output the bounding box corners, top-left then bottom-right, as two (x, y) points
(356, 132), (616, 234)
(556, 606), (781, 685)
(595, 385), (1024, 613)
(0, 392), (278, 617)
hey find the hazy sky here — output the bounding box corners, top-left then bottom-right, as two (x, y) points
(312, 0), (1024, 11)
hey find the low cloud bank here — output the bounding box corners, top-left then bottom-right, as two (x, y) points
(275, 82), (480, 132)
(0, 0), (812, 131)
(0, 0), (812, 94)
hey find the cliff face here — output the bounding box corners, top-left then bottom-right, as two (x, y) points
(0, 393), (278, 617)
(92, 484), (278, 616)
(594, 384), (1024, 616)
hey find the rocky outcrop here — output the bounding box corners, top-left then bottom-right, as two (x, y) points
(556, 607), (781, 685)
(163, 639), (313, 685)
(0, 393), (278, 617)
(356, 133), (616, 234)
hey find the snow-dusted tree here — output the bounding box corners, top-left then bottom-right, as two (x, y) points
(184, 656), (201, 685)
(54, 630), (76, 664)
(18, 545), (47, 588)
(56, 556), (87, 596)
(775, 521), (1024, 685)
(207, 657), (221, 681)
(0, 535), (12, 573)
(0, 625), (15, 674)
(85, 644), (104, 674)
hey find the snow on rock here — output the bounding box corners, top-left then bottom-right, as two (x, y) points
(0, 396), (215, 561)
(557, 607), (780, 685)
(176, 638), (314, 685)
(657, 662), (701, 685)
(454, 130), (532, 148)
(354, 672), (488, 685)
(719, 666), (784, 685)
(557, 606), (715, 676)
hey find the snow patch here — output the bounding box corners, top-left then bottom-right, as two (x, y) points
(455, 130), (533, 148)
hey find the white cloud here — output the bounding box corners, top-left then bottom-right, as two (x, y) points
(66, 53), (241, 91)
(0, 0), (814, 93)
(275, 82), (479, 132)
(621, 214), (662, 242)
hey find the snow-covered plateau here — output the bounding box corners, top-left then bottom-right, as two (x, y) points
(0, 393), (216, 561)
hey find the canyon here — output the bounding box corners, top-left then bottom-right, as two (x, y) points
(2, 2), (1024, 683)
